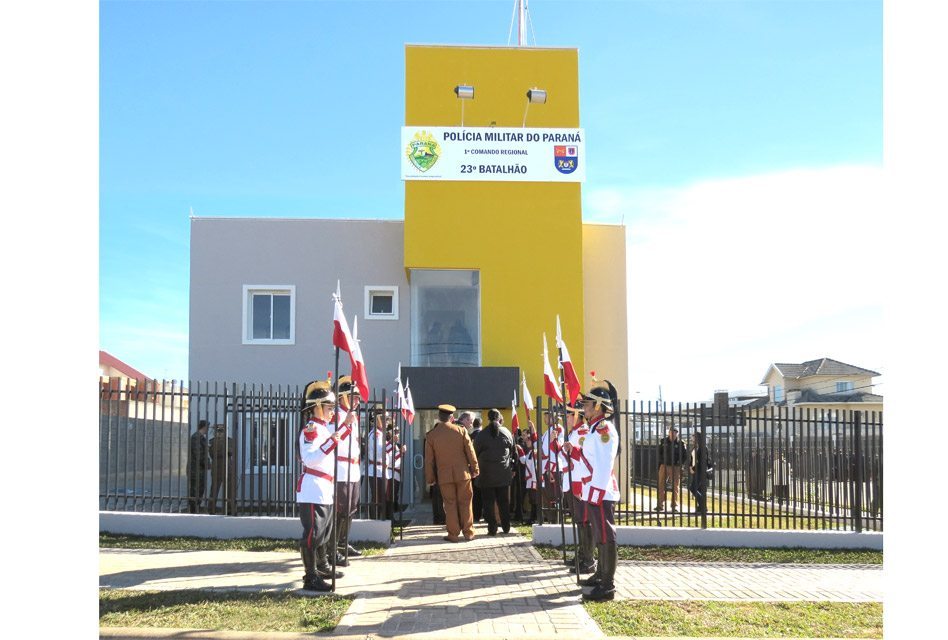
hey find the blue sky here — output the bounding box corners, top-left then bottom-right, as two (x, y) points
(100, 0), (882, 399)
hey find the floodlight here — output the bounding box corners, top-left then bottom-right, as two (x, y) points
(454, 85), (475, 100)
(526, 88), (547, 104)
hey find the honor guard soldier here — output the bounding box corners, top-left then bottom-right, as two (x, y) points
(389, 425), (407, 520)
(333, 376), (362, 566)
(518, 423), (540, 524)
(366, 413), (389, 520)
(562, 399), (596, 573)
(296, 379), (344, 593)
(565, 379), (620, 602)
(539, 410), (566, 523)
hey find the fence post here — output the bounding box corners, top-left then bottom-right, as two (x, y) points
(853, 410), (863, 533)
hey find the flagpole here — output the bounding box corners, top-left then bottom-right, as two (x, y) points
(547, 394), (567, 563)
(331, 343), (340, 593)
(533, 393), (543, 527)
(342, 390), (356, 565)
(558, 340), (581, 585)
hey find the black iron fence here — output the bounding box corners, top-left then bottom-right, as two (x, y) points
(532, 396), (882, 532)
(101, 379), (882, 532)
(99, 378), (409, 522)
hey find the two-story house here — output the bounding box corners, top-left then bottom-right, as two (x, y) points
(760, 357), (882, 414)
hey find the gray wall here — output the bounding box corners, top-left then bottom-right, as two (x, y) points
(190, 218), (410, 390)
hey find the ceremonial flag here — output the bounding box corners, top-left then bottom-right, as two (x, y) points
(396, 364), (411, 423)
(332, 289), (354, 353)
(556, 315), (581, 404)
(511, 390), (520, 431)
(521, 373), (534, 420)
(543, 333), (563, 403)
(332, 288), (369, 396)
(404, 379), (416, 425)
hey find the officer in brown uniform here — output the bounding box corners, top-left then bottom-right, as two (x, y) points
(424, 404), (480, 542)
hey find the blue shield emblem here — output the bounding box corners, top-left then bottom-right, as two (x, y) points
(554, 145), (579, 174)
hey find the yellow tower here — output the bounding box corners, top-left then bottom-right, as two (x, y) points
(404, 45), (586, 416)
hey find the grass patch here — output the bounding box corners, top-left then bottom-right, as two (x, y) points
(99, 533), (387, 556)
(513, 524), (534, 538)
(533, 543), (881, 564)
(585, 600), (882, 638)
(100, 588), (351, 633)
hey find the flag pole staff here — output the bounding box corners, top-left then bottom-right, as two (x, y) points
(557, 337), (581, 585)
(544, 333), (567, 562)
(330, 286), (342, 593)
(342, 383), (356, 565)
(342, 315), (361, 565)
(551, 394), (567, 563)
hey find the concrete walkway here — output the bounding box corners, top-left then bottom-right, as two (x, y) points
(100, 513), (882, 638)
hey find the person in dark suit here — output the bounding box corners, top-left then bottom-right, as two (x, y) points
(688, 432), (710, 514)
(425, 404), (480, 542)
(186, 420), (210, 513)
(460, 412), (482, 522)
(473, 409), (516, 536)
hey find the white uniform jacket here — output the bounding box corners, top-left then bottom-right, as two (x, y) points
(569, 416), (620, 505)
(296, 419), (338, 505)
(517, 442), (538, 490)
(366, 428), (388, 479)
(391, 443), (404, 482)
(539, 425), (566, 485)
(561, 423), (591, 493)
(334, 408), (362, 482)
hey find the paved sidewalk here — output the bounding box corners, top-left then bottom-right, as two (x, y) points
(100, 514), (882, 638)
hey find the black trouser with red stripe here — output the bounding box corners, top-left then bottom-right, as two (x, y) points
(299, 502), (332, 580)
(334, 480), (360, 553)
(568, 492), (595, 566)
(587, 499), (617, 545)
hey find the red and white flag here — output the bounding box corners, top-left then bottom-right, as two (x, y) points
(404, 381), (415, 425)
(521, 374), (534, 421)
(395, 365), (407, 411)
(511, 390), (520, 431)
(556, 315), (581, 404)
(542, 333), (564, 403)
(332, 289), (369, 397)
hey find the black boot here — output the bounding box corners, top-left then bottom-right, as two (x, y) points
(335, 516), (355, 560)
(577, 525), (597, 574)
(580, 543), (603, 587)
(315, 544), (344, 579)
(301, 541), (331, 591)
(301, 541), (317, 583)
(345, 544), (362, 557)
(583, 543), (616, 601)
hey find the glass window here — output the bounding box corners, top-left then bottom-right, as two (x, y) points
(410, 270), (480, 366)
(371, 293), (393, 315)
(836, 381), (854, 393)
(250, 415), (291, 468)
(364, 286), (399, 320)
(243, 286), (295, 344)
(774, 385), (784, 402)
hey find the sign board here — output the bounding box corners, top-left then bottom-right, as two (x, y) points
(401, 126), (585, 182)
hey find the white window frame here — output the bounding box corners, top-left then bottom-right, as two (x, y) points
(242, 285), (296, 345)
(364, 285), (399, 320)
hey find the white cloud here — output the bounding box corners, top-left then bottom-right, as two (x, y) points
(588, 165), (885, 401)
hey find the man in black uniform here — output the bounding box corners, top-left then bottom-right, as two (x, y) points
(209, 424), (238, 515)
(187, 420), (210, 513)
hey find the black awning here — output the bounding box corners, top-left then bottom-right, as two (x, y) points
(401, 366), (520, 410)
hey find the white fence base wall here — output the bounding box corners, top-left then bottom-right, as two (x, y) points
(532, 524), (882, 550)
(99, 511), (391, 543)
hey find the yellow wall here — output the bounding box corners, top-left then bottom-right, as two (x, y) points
(404, 45), (585, 412)
(582, 223), (629, 401)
